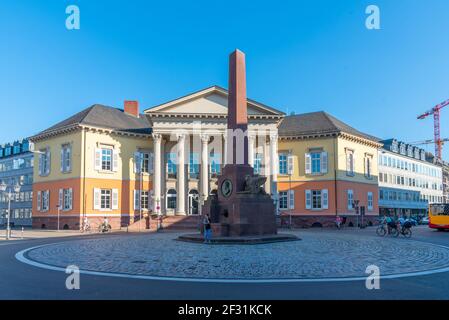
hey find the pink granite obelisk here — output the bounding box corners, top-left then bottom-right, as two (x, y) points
(199, 49), (278, 238)
(227, 49), (248, 166)
(179, 49), (298, 242)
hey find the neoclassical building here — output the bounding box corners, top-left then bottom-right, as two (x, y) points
(30, 85), (391, 230)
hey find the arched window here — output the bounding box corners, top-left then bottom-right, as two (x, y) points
(166, 189), (177, 209)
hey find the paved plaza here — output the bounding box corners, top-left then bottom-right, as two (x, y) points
(20, 228), (449, 281)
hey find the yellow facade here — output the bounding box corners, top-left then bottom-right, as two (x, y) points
(32, 127), (154, 230)
(278, 137), (336, 182)
(278, 134), (379, 184)
(33, 131), (83, 183)
(336, 135), (379, 184)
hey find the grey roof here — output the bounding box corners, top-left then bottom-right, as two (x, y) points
(35, 104), (152, 137)
(279, 111), (380, 142)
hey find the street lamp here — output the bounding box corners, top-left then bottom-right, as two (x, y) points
(56, 204), (61, 231)
(0, 183), (21, 240)
(152, 195), (165, 231)
(352, 199), (360, 228)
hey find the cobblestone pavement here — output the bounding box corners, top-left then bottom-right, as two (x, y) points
(25, 229), (449, 280)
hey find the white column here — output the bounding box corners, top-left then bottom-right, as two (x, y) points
(248, 134), (255, 167)
(176, 134), (186, 215)
(201, 135), (209, 200)
(270, 133), (278, 196)
(152, 133), (162, 214)
(264, 138), (271, 192)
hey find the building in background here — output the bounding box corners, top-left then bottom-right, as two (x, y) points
(277, 112), (382, 228)
(426, 153), (449, 204)
(378, 139), (443, 219)
(0, 139), (34, 227)
(442, 161), (449, 203)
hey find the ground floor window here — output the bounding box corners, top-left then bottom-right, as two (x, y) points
(279, 191), (288, 210)
(101, 189), (111, 209)
(312, 190), (322, 209)
(39, 190), (49, 211)
(134, 190), (150, 210)
(167, 189), (177, 209)
(305, 189), (328, 210)
(141, 191), (149, 210)
(367, 192), (373, 211)
(62, 188), (73, 210)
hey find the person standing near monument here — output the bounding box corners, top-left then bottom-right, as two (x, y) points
(203, 214), (212, 243)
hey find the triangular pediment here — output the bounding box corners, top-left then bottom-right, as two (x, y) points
(144, 86), (284, 116)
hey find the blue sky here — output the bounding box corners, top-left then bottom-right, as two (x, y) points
(1, 0), (449, 160)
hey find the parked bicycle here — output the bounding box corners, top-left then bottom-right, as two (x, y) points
(98, 223), (111, 233)
(98, 217), (111, 233)
(376, 221), (397, 237)
(376, 220), (412, 238)
(81, 218), (91, 233)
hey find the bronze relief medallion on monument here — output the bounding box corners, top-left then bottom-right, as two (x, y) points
(221, 179), (233, 198)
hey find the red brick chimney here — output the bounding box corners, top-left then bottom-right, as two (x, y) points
(124, 100), (139, 117)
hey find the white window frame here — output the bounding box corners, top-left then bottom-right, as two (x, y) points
(367, 192), (373, 211)
(287, 154), (294, 175)
(41, 190), (49, 212)
(100, 189), (112, 210)
(347, 189), (354, 210)
(279, 191), (288, 210)
(101, 148), (113, 171)
(59, 188), (73, 211)
(346, 149), (355, 176)
(311, 190), (322, 210)
(134, 190), (150, 211)
(166, 189), (177, 209)
(60, 144), (72, 173)
(310, 153), (322, 175)
(289, 190), (295, 209)
(39, 148), (51, 176)
(279, 153), (288, 175)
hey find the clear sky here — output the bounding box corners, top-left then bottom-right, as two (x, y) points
(1, 0), (449, 160)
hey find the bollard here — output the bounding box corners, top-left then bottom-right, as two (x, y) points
(21, 226), (24, 239)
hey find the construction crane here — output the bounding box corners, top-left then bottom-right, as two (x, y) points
(417, 99), (449, 159)
(409, 138), (449, 146)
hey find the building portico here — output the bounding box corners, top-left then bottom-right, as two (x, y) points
(145, 86), (284, 216)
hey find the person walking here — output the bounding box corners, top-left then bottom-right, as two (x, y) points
(203, 214), (212, 244)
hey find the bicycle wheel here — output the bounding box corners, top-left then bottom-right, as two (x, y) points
(391, 228), (399, 237)
(376, 226), (386, 237)
(403, 228), (412, 238)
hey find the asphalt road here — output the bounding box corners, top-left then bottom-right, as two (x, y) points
(1, 226), (448, 300)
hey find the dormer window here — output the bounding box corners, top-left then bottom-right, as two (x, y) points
(13, 144), (20, 154)
(414, 149), (420, 159)
(420, 150), (426, 161)
(407, 146), (413, 157)
(4, 146), (11, 157)
(399, 144), (406, 155)
(391, 141), (398, 153)
(22, 141), (30, 152)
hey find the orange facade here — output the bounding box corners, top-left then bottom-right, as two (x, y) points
(33, 178), (153, 229)
(278, 180), (378, 216)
